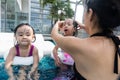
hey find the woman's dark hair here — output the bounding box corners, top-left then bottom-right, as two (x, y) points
(14, 23), (36, 42)
(73, 21), (79, 37)
(84, 0), (120, 33)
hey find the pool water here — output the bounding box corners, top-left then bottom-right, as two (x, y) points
(0, 58), (4, 63)
(0, 56), (58, 80)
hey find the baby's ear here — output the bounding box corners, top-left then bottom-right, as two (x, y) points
(14, 34), (17, 39)
(32, 35), (36, 43)
(33, 35), (36, 39)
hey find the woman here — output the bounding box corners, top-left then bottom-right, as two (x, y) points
(51, 0), (120, 80)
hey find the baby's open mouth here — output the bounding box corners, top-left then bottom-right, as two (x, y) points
(64, 29), (68, 32)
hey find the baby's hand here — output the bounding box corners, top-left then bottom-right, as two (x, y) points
(27, 74), (32, 80)
(8, 76), (15, 80)
(76, 21), (85, 29)
(53, 52), (62, 66)
(55, 55), (62, 66)
(28, 71), (34, 80)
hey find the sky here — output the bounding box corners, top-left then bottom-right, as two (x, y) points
(70, 0), (84, 23)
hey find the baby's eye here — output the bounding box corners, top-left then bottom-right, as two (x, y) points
(68, 23), (72, 26)
(27, 35), (30, 36)
(26, 32), (31, 36)
(68, 24), (71, 26)
(19, 34), (23, 36)
(26, 33), (31, 36)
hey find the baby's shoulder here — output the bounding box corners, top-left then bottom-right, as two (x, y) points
(32, 45), (38, 51)
(9, 46), (17, 53)
(32, 45), (38, 54)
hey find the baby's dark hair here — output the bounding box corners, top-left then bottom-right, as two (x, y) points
(14, 23), (36, 43)
(73, 21), (79, 37)
(14, 23), (35, 35)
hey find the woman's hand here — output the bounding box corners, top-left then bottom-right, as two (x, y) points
(54, 21), (65, 30)
(58, 21), (64, 28)
(51, 21), (65, 39)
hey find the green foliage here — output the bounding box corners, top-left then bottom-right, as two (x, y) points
(41, 0), (56, 7)
(51, 0), (74, 20)
(40, 0), (74, 21)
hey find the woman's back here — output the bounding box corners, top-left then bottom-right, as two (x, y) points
(72, 36), (119, 80)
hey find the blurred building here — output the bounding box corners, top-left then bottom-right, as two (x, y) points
(0, 0), (54, 34)
(1, 0), (119, 39)
(0, 0), (84, 35)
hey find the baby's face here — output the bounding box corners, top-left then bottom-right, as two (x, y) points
(15, 25), (35, 46)
(62, 19), (75, 36)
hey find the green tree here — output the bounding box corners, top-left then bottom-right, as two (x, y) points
(40, 0), (74, 23)
(50, 0), (74, 20)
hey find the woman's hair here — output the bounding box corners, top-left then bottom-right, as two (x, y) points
(14, 23), (35, 35)
(84, 0), (120, 33)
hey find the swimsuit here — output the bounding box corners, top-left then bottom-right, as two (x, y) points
(15, 44), (34, 56)
(73, 63), (86, 80)
(73, 32), (120, 80)
(13, 45), (40, 80)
